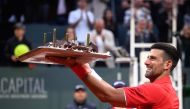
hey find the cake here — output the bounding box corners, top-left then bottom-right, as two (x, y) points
(45, 40), (98, 53)
(17, 29), (110, 64)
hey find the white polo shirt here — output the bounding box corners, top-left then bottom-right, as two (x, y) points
(69, 9), (94, 44)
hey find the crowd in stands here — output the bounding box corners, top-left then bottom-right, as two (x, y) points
(0, 0), (190, 67)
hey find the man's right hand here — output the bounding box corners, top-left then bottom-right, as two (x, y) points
(45, 56), (91, 80)
(46, 56), (77, 67)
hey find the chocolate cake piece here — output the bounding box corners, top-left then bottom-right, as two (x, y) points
(45, 40), (98, 53)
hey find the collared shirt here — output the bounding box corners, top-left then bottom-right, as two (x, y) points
(68, 9), (94, 44)
(124, 75), (179, 109)
(90, 29), (115, 53)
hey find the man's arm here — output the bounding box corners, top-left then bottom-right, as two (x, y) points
(70, 18), (82, 28)
(86, 12), (94, 30)
(68, 12), (82, 28)
(46, 56), (126, 107)
(83, 71), (126, 107)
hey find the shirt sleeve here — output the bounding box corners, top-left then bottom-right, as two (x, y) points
(124, 10), (131, 25)
(87, 11), (94, 23)
(124, 83), (164, 107)
(104, 31), (115, 48)
(68, 11), (79, 24)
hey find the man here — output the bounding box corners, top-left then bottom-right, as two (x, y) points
(90, 19), (115, 68)
(180, 17), (190, 67)
(65, 84), (97, 109)
(126, 18), (157, 58)
(68, 0), (94, 45)
(133, 18), (157, 43)
(46, 43), (179, 108)
(124, 0), (153, 30)
(5, 23), (32, 66)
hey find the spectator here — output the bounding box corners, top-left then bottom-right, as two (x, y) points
(126, 18), (157, 58)
(65, 84), (97, 109)
(4, 23), (32, 67)
(65, 26), (76, 41)
(116, 0), (130, 48)
(134, 18), (157, 43)
(124, 0), (153, 31)
(180, 16), (190, 67)
(154, 0), (173, 42)
(119, 0), (154, 49)
(103, 8), (118, 42)
(90, 19), (115, 68)
(68, 0), (94, 45)
(153, 0), (184, 42)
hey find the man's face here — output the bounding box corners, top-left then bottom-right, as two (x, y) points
(14, 28), (25, 40)
(77, 0), (87, 9)
(135, 0), (144, 7)
(105, 10), (113, 20)
(66, 28), (75, 41)
(144, 49), (166, 80)
(121, 0), (129, 9)
(137, 19), (147, 31)
(73, 90), (87, 104)
(163, 0), (172, 11)
(95, 21), (104, 35)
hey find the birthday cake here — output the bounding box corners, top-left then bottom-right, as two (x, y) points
(17, 29), (111, 64)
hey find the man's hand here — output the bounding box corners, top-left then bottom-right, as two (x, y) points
(45, 56), (91, 79)
(70, 11), (83, 28)
(46, 56), (77, 67)
(45, 56), (90, 67)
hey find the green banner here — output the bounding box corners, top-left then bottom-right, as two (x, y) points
(0, 66), (129, 109)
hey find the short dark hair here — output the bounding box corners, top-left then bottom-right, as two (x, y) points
(14, 23), (26, 30)
(150, 43), (180, 71)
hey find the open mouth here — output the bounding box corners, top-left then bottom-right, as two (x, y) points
(146, 68), (152, 72)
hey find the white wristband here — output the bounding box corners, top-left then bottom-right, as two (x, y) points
(90, 69), (102, 81)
